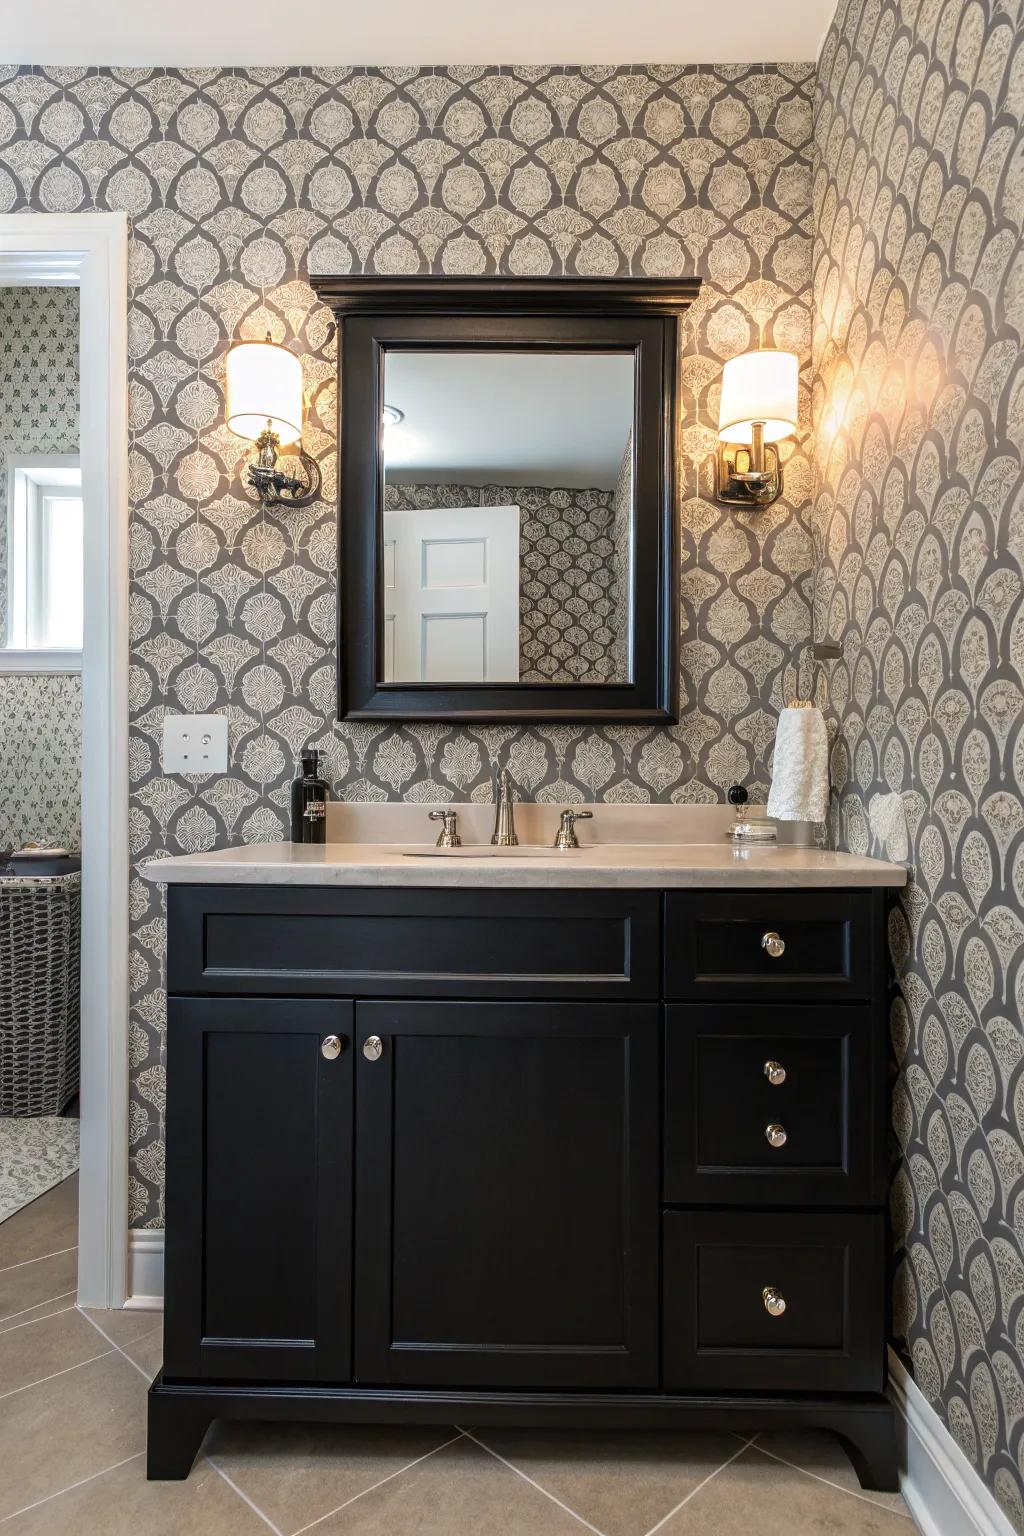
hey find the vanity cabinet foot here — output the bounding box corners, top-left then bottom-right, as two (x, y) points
(827, 1405), (900, 1494)
(146, 1386), (212, 1480)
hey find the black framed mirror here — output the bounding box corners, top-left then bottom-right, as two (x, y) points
(309, 276), (701, 723)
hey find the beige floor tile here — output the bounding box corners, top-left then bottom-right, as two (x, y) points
(81, 1304), (166, 1349)
(205, 1419), (460, 1534)
(311, 1437), (591, 1536)
(0, 1175), (79, 1268)
(659, 1445), (912, 1535)
(0, 1304), (113, 1396)
(472, 1427), (744, 1536)
(0, 1294), (77, 1336)
(0, 1350), (148, 1520)
(753, 1429), (910, 1517)
(4, 1448), (269, 1535)
(0, 1247), (78, 1329)
(119, 1319), (164, 1377)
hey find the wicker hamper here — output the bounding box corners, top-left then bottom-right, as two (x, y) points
(0, 872), (81, 1116)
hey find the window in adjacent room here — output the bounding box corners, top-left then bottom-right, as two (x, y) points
(3, 454), (83, 666)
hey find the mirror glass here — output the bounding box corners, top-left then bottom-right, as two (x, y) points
(380, 349), (635, 686)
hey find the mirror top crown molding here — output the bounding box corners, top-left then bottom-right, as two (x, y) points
(309, 274), (702, 318)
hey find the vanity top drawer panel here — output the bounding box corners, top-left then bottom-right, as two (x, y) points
(663, 1210), (886, 1394)
(167, 886), (659, 1000)
(664, 891), (875, 1001)
(664, 1005), (883, 1206)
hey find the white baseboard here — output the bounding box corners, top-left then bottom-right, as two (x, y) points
(125, 1228), (163, 1310)
(888, 1347), (1017, 1536)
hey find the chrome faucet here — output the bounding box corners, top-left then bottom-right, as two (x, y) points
(428, 809), (460, 848)
(491, 768), (518, 847)
(553, 808), (593, 850)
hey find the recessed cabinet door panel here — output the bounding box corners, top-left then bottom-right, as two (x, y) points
(664, 1004), (882, 1205)
(168, 887), (658, 1000)
(354, 1001), (659, 1388)
(663, 1211), (886, 1393)
(163, 997), (353, 1382)
(664, 891), (875, 1001)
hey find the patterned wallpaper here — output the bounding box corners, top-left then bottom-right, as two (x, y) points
(0, 62), (816, 1224)
(0, 674), (82, 851)
(384, 479), (626, 681)
(0, 285), (81, 852)
(812, 0), (1024, 1524)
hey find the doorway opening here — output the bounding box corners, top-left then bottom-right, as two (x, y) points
(0, 214), (129, 1309)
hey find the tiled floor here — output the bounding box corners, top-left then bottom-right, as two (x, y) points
(0, 1175), (918, 1534)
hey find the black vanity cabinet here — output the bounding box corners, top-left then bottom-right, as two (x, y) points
(162, 997), (354, 1384)
(150, 882), (897, 1493)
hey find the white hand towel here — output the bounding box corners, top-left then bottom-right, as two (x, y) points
(767, 704), (829, 822)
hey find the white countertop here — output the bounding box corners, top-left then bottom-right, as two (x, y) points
(148, 840), (906, 889)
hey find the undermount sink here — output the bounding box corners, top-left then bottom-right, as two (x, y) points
(400, 845), (574, 858)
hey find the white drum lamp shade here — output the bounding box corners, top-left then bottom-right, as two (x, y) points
(226, 338), (303, 445)
(718, 350), (799, 445)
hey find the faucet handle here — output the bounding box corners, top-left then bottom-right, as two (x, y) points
(428, 809), (460, 848)
(553, 808), (593, 851)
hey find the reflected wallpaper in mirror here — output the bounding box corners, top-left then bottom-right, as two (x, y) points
(381, 350), (634, 686)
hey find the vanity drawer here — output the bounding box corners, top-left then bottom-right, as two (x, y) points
(167, 886), (659, 1000)
(663, 1210), (886, 1393)
(663, 1005), (883, 1205)
(663, 891), (875, 1001)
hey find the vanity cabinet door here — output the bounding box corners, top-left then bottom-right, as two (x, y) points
(163, 997), (353, 1383)
(353, 1000), (659, 1388)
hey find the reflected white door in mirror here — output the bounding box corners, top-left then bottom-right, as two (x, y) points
(382, 504), (520, 684)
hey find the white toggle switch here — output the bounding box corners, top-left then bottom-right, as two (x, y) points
(162, 713), (228, 774)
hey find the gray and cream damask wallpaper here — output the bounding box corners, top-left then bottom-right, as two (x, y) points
(0, 60), (817, 1227)
(0, 284), (82, 853)
(812, 0), (1023, 1522)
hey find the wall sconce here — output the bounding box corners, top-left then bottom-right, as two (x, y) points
(226, 335), (321, 509)
(715, 349), (798, 509)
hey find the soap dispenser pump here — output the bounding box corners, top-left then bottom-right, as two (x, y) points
(290, 750), (328, 844)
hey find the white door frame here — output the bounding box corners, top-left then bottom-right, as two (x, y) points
(0, 214), (130, 1308)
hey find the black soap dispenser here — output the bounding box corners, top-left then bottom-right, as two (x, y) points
(291, 750), (328, 844)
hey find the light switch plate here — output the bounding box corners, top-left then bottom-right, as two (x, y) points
(162, 713), (228, 774)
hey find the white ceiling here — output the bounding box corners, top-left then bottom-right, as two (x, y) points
(9, 0), (834, 67)
(383, 351), (635, 488)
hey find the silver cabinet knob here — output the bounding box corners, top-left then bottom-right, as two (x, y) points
(763, 1285), (787, 1317)
(761, 930), (785, 958)
(765, 1123), (788, 1148)
(320, 1034), (344, 1060)
(362, 1035), (384, 1061)
(763, 1060), (787, 1086)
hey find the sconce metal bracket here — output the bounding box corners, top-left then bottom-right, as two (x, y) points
(715, 441), (783, 508)
(247, 428), (322, 510)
